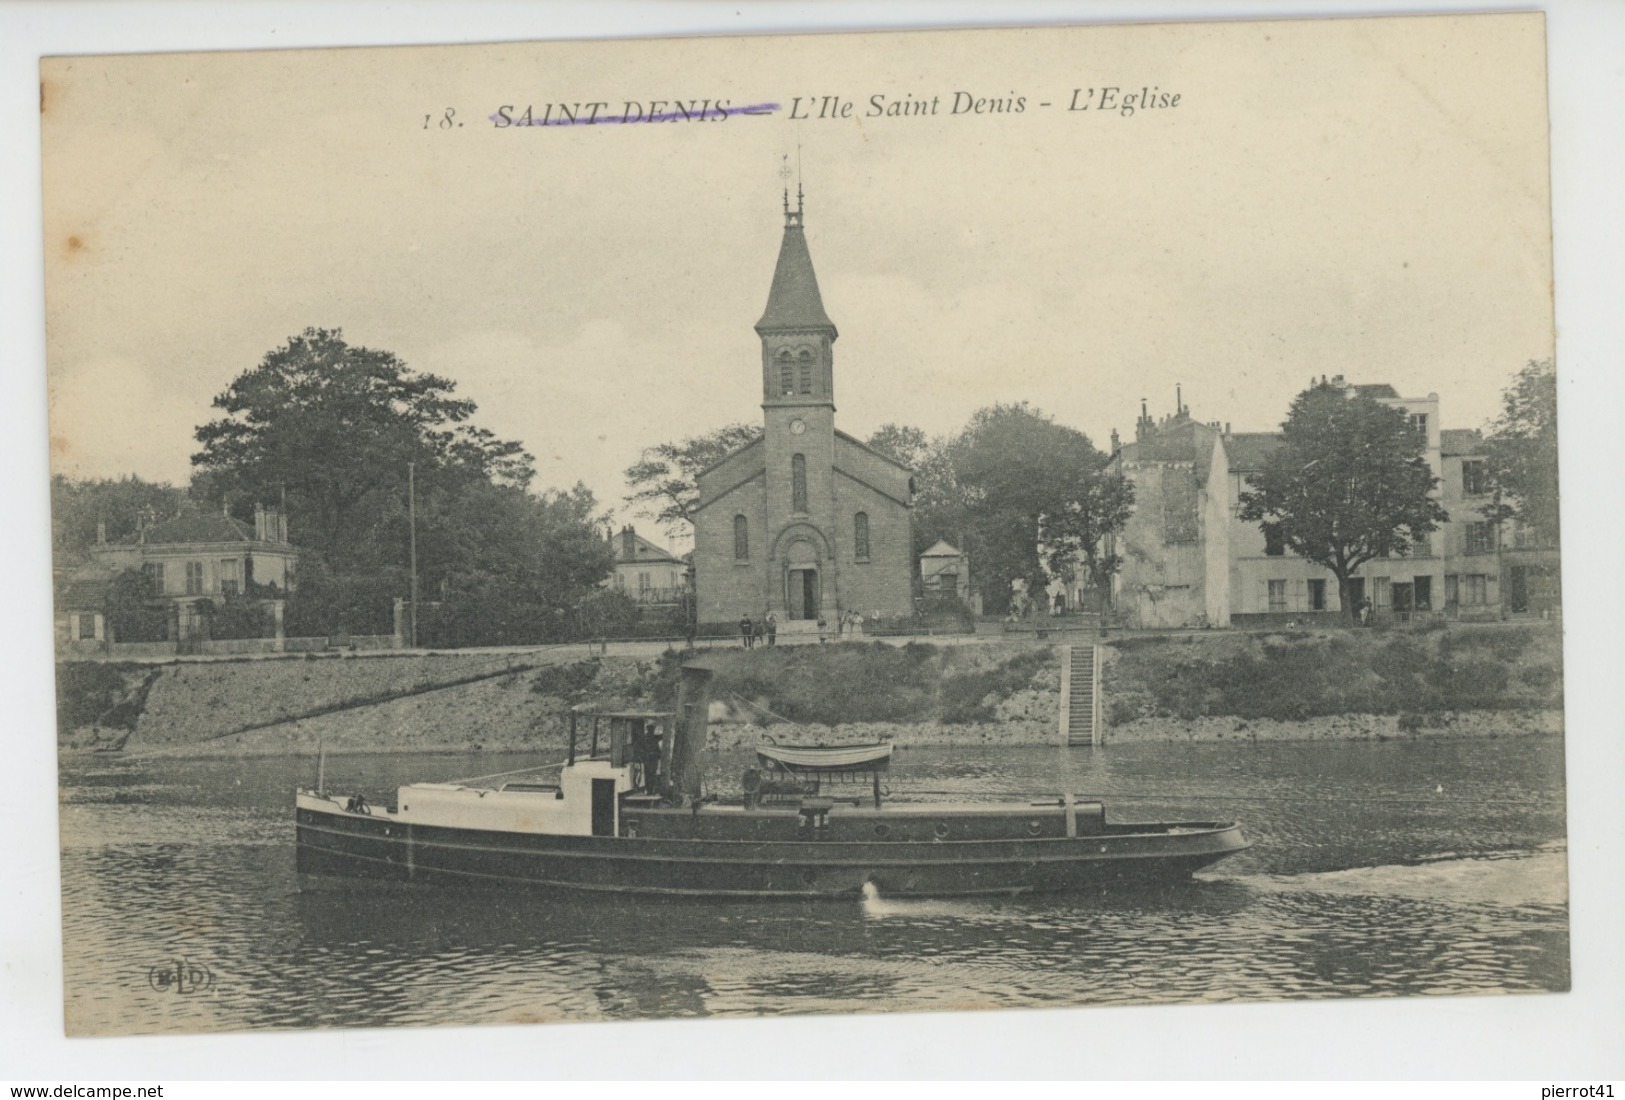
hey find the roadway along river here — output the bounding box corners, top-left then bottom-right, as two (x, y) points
(57, 735), (1568, 1034)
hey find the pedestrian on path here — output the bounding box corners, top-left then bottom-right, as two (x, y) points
(740, 615), (754, 649)
(765, 613), (777, 646)
(817, 614), (828, 643)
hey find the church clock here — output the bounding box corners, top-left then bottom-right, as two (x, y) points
(789, 418), (807, 435)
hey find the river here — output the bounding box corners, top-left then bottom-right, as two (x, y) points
(57, 735), (1568, 1034)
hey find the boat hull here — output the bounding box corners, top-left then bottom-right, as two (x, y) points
(295, 803), (1249, 898)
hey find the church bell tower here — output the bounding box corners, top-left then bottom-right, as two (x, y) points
(757, 185), (837, 414)
(757, 187), (839, 619)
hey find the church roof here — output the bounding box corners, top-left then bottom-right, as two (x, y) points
(834, 429), (913, 472)
(755, 217), (837, 335)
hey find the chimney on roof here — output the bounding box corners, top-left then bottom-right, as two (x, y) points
(254, 503), (265, 541)
(1137, 398), (1153, 442)
(1176, 384), (1183, 415)
(622, 525), (637, 562)
(1225, 422), (1231, 435)
(1110, 428), (1120, 454)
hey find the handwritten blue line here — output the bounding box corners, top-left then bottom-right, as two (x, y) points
(491, 102), (780, 128)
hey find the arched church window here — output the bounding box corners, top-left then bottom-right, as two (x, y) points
(791, 454), (808, 514)
(733, 515), (749, 561)
(777, 349), (795, 396)
(854, 512), (870, 561)
(797, 349), (814, 394)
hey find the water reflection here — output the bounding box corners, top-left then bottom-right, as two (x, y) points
(58, 736), (1568, 1034)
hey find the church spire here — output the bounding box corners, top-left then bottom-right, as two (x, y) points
(755, 192), (836, 336)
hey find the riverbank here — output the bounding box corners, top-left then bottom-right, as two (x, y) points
(56, 622), (1564, 757)
(703, 707), (1564, 752)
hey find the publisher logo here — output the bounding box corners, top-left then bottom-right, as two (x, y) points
(147, 959), (214, 995)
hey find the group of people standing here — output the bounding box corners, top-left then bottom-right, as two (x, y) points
(738, 613), (778, 648)
(737, 609), (870, 648)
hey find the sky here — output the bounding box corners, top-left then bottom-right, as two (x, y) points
(41, 15), (1554, 550)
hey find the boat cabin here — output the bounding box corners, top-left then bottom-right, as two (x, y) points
(567, 707), (673, 800)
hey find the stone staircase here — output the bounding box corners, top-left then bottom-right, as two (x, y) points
(1059, 644), (1104, 746)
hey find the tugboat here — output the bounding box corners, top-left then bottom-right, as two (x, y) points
(295, 667), (1249, 898)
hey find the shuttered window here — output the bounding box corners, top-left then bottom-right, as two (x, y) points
(1267, 580), (1287, 612)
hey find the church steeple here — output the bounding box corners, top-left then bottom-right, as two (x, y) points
(758, 194), (837, 409)
(755, 191), (837, 337)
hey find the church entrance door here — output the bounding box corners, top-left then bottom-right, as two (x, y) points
(787, 568), (821, 620)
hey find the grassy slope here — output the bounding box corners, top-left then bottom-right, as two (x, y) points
(57, 622), (1564, 752)
(1104, 622), (1562, 725)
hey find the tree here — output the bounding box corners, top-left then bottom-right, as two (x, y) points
(192, 327), (534, 564)
(1041, 467), (1136, 634)
(1239, 380), (1449, 621)
(419, 481), (614, 647)
(103, 569), (168, 643)
(1482, 359), (1559, 547)
(51, 475), (189, 559)
(936, 404), (1108, 614)
(194, 329), (617, 645)
(865, 423), (930, 469)
(623, 423), (762, 538)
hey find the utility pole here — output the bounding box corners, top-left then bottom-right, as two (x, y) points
(408, 461), (419, 648)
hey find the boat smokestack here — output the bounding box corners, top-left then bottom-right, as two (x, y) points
(670, 665), (714, 803)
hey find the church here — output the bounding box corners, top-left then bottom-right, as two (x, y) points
(690, 194), (915, 629)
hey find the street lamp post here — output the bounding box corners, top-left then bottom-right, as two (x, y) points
(408, 461), (419, 649)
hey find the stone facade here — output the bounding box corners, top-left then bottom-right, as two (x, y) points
(1108, 383), (1550, 627)
(691, 200), (913, 625)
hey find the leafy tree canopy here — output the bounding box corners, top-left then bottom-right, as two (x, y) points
(928, 403), (1117, 613)
(865, 423), (930, 470)
(193, 328), (609, 644)
(192, 327), (535, 563)
(51, 474), (189, 559)
(1482, 359), (1559, 546)
(1239, 380), (1449, 617)
(1041, 466), (1136, 601)
(624, 422), (762, 538)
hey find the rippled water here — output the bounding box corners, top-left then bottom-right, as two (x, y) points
(58, 736), (1569, 1034)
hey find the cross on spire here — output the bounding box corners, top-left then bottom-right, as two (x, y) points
(779, 147), (805, 227)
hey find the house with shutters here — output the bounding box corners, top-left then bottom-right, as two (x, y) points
(604, 524), (690, 605)
(55, 504), (299, 653)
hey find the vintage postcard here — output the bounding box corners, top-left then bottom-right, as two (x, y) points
(42, 13), (1565, 1039)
